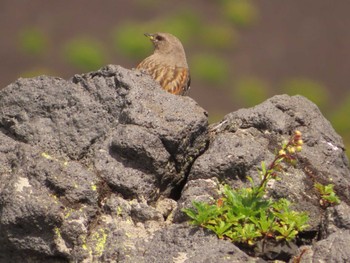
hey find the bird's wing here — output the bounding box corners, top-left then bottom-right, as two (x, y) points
(137, 60), (190, 95)
(152, 66), (189, 95)
(136, 58), (152, 71)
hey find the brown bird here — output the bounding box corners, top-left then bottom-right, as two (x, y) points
(136, 32), (191, 95)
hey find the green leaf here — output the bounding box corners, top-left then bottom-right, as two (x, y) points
(250, 210), (275, 234)
(315, 183), (340, 205)
(233, 223), (262, 245)
(182, 201), (221, 226)
(261, 161), (266, 175)
(207, 220), (233, 238)
(273, 223), (298, 241)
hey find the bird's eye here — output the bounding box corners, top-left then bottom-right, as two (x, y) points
(155, 35), (164, 41)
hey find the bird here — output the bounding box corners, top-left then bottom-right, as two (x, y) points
(136, 32), (191, 96)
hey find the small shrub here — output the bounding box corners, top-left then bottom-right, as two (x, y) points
(314, 182), (340, 208)
(183, 131), (309, 245)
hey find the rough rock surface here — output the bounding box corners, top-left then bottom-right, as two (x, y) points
(0, 65), (349, 263)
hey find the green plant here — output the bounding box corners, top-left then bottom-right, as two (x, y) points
(314, 182), (340, 208)
(183, 131), (309, 246)
(184, 201), (221, 227)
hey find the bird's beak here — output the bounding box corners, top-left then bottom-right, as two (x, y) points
(144, 33), (155, 40)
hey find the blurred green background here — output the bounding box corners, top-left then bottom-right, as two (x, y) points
(1, 0), (350, 159)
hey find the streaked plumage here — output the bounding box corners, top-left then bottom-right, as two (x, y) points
(137, 33), (191, 95)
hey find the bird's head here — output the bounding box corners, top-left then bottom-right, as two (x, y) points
(144, 32), (185, 56)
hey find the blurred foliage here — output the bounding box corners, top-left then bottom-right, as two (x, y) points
(330, 94), (350, 159)
(191, 55), (229, 84)
(199, 25), (238, 50)
(113, 11), (201, 60)
(331, 94), (350, 134)
(9, 1), (349, 161)
(208, 111), (227, 124)
(18, 27), (48, 56)
(221, 0), (258, 27)
(281, 78), (349, 159)
(134, 0), (161, 9)
(63, 37), (106, 71)
(154, 10), (201, 43)
(281, 78), (329, 110)
(112, 23), (152, 59)
(20, 68), (55, 78)
(234, 77), (270, 107)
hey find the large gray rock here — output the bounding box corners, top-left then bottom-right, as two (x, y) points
(312, 229), (350, 263)
(0, 65), (349, 262)
(177, 95), (350, 228)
